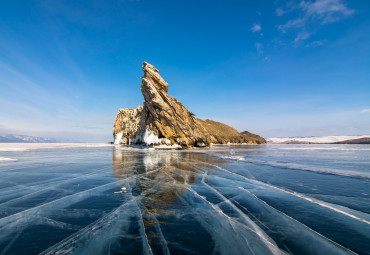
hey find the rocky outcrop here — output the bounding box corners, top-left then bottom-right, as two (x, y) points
(113, 62), (266, 148)
(113, 106), (145, 145)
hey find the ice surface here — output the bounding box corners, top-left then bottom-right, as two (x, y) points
(199, 162), (370, 226)
(0, 180), (121, 242)
(41, 199), (138, 255)
(0, 144), (369, 254)
(0, 166), (113, 210)
(222, 155), (370, 179)
(184, 186), (282, 255)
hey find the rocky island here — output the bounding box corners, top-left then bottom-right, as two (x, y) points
(113, 62), (266, 148)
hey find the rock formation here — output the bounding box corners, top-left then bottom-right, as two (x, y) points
(113, 62), (266, 148)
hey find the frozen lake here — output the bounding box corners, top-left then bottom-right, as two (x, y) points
(0, 144), (369, 254)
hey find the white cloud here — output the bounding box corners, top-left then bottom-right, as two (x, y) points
(277, 0), (354, 43)
(251, 23), (262, 33)
(362, 109), (370, 113)
(300, 0), (354, 24)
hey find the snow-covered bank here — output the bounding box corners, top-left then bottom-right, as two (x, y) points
(0, 143), (114, 152)
(0, 157), (17, 161)
(267, 135), (370, 144)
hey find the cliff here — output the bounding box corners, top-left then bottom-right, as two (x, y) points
(113, 62), (266, 148)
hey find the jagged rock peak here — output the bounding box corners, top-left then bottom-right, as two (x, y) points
(142, 62), (168, 93)
(113, 62), (266, 148)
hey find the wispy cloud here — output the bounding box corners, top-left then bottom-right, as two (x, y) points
(277, 0), (354, 43)
(251, 23), (262, 33)
(278, 18), (306, 32)
(306, 39), (328, 47)
(254, 42), (264, 55)
(254, 42), (271, 61)
(276, 8), (286, 17)
(362, 109), (370, 113)
(294, 31), (311, 43)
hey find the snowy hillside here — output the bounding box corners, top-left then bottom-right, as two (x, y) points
(267, 135), (370, 144)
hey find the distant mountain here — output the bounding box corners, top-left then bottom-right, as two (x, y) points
(0, 134), (57, 143)
(267, 135), (370, 144)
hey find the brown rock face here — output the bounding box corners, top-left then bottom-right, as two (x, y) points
(113, 62), (266, 148)
(140, 62), (212, 146)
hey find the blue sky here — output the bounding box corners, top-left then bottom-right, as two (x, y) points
(0, 0), (369, 142)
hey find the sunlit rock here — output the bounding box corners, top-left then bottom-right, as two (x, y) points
(113, 62), (266, 148)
